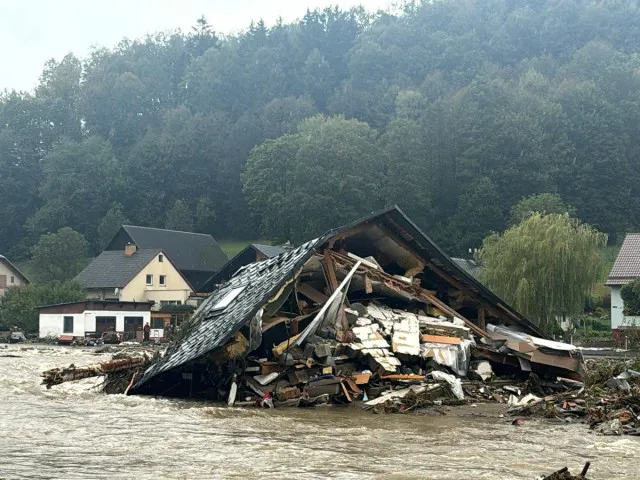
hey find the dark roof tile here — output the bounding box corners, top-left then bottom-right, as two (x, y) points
(120, 225), (228, 272)
(74, 249), (161, 289)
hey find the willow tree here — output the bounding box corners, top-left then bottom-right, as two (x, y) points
(478, 213), (607, 333)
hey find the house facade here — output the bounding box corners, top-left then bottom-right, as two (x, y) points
(606, 233), (640, 330)
(74, 244), (194, 336)
(0, 255), (29, 298)
(39, 300), (153, 341)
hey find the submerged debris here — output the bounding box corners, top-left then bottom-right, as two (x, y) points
(540, 462), (591, 480)
(41, 353), (155, 390)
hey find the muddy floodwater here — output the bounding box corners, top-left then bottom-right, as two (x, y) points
(0, 345), (637, 480)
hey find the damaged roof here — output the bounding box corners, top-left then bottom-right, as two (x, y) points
(132, 238), (323, 391)
(132, 205), (544, 392)
(606, 234), (640, 286)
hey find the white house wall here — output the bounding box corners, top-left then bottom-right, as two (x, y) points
(610, 286), (640, 329)
(39, 310), (151, 338)
(39, 313), (84, 338)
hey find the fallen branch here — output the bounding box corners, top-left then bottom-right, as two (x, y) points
(41, 356), (147, 389)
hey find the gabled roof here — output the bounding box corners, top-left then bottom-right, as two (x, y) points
(108, 225), (228, 273)
(132, 205), (544, 392)
(252, 244), (288, 258)
(74, 249), (162, 289)
(0, 254), (29, 284)
(606, 233), (640, 286)
(200, 243), (288, 293)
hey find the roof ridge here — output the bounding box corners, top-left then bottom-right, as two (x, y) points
(123, 224), (213, 237)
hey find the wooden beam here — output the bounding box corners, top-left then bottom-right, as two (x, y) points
(296, 283), (329, 305)
(414, 288), (487, 338)
(323, 249), (339, 293)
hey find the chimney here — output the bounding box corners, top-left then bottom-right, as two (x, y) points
(125, 243), (137, 256)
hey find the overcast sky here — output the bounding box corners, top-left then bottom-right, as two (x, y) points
(0, 0), (393, 92)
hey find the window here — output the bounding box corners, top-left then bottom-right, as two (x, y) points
(145, 274), (153, 286)
(63, 316), (74, 333)
(159, 275), (166, 286)
(10, 276), (15, 284)
(151, 318), (165, 329)
(211, 286), (246, 312)
(160, 300), (182, 306)
(158, 254), (164, 262)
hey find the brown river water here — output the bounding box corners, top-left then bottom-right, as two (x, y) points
(0, 345), (637, 479)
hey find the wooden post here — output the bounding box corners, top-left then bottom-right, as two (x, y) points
(477, 307), (486, 330)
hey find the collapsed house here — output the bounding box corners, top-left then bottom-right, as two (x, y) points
(129, 206), (584, 406)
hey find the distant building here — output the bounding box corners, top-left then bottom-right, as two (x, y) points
(105, 225), (228, 292)
(451, 258), (482, 278)
(201, 244), (288, 292)
(74, 244), (193, 337)
(38, 300), (153, 341)
(0, 254), (29, 298)
(606, 234), (640, 330)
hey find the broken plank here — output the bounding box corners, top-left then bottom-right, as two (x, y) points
(380, 374), (425, 381)
(421, 334), (461, 345)
(340, 380), (353, 402)
(271, 334), (301, 357)
(296, 283), (329, 305)
(344, 378), (362, 394)
(323, 249), (339, 293)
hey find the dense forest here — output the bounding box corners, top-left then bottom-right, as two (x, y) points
(2, 0), (640, 261)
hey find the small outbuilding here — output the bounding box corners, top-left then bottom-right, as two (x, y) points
(38, 300), (153, 341)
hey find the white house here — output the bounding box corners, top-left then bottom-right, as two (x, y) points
(0, 254), (29, 298)
(606, 233), (640, 330)
(39, 300), (153, 341)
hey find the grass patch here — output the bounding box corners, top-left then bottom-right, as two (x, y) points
(217, 240), (274, 258)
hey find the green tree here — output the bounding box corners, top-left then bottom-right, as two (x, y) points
(0, 281), (86, 333)
(478, 213), (607, 332)
(27, 136), (124, 247)
(509, 193), (576, 225)
(621, 279), (640, 316)
(195, 197), (216, 233)
(96, 203), (130, 251)
(242, 115), (388, 241)
(31, 228), (89, 282)
(165, 200), (195, 232)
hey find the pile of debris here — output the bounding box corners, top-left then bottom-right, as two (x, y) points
(506, 358), (640, 436)
(42, 207), (588, 423)
(221, 300), (477, 409)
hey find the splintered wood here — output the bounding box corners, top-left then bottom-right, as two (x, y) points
(41, 356), (147, 389)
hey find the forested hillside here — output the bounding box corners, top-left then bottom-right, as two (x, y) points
(2, 0), (640, 259)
